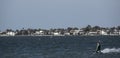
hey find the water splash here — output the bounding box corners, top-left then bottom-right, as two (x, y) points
(101, 48), (120, 53)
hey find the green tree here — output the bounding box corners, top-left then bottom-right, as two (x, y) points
(117, 26), (120, 30)
(92, 26), (101, 31)
(84, 25), (92, 32)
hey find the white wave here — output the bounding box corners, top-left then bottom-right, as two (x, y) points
(101, 48), (120, 53)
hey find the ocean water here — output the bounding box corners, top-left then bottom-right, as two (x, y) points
(0, 36), (120, 58)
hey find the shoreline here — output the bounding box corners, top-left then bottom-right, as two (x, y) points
(0, 35), (120, 37)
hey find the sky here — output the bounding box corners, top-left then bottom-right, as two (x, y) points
(0, 0), (120, 31)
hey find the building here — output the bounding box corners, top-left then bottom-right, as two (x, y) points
(99, 30), (108, 35)
(35, 30), (44, 35)
(78, 29), (85, 35)
(53, 32), (61, 36)
(6, 31), (16, 36)
(88, 31), (98, 36)
(73, 30), (80, 35)
(64, 32), (70, 36)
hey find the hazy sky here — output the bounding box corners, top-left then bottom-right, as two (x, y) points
(0, 0), (120, 31)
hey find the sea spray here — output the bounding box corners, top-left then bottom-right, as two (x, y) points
(101, 48), (120, 53)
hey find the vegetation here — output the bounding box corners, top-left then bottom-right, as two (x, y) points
(0, 25), (120, 36)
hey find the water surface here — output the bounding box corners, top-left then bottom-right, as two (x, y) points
(0, 36), (120, 58)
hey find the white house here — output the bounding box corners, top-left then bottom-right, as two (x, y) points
(53, 32), (61, 36)
(88, 31), (98, 36)
(6, 31), (16, 36)
(113, 29), (119, 35)
(73, 30), (80, 35)
(78, 29), (84, 35)
(64, 32), (70, 35)
(35, 30), (44, 35)
(119, 30), (120, 35)
(100, 30), (108, 35)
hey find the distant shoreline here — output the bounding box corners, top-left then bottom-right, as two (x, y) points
(0, 35), (120, 37)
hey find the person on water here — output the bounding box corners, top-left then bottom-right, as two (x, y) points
(96, 40), (101, 53)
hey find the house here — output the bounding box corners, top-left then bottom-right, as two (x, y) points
(53, 32), (61, 36)
(88, 31), (98, 36)
(109, 29), (119, 35)
(73, 30), (80, 35)
(35, 30), (44, 35)
(112, 29), (119, 35)
(73, 29), (84, 35)
(99, 30), (108, 35)
(78, 29), (85, 35)
(119, 30), (120, 35)
(6, 31), (16, 36)
(64, 32), (70, 36)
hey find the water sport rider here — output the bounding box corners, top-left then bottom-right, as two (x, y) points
(96, 40), (101, 53)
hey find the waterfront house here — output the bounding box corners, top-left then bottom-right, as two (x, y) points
(6, 31), (16, 36)
(64, 32), (70, 36)
(78, 29), (85, 35)
(53, 32), (61, 36)
(69, 30), (74, 35)
(112, 29), (119, 35)
(72, 29), (84, 35)
(73, 30), (80, 35)
(35, 30), (44, 35)
(88, 31), (98, 36)
(99, 30), (108, 35)
(119, 30), (120, 35)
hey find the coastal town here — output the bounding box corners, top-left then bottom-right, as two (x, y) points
(0, 25), (120, 36)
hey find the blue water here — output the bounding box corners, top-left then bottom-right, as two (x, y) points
(0, 36), (120, 58)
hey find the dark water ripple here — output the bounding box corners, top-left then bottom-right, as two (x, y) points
(0, 36), (120, 58)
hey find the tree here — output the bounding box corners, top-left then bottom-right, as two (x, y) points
(67, 27), (73, 32)
(117, 26), (120, 30)
(84, 25), (92, 32)
(92, 26), (101, 31)
(6, 29), (13, 32)
(73, 27), (79, 30)
(109, 27), (116, 33)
